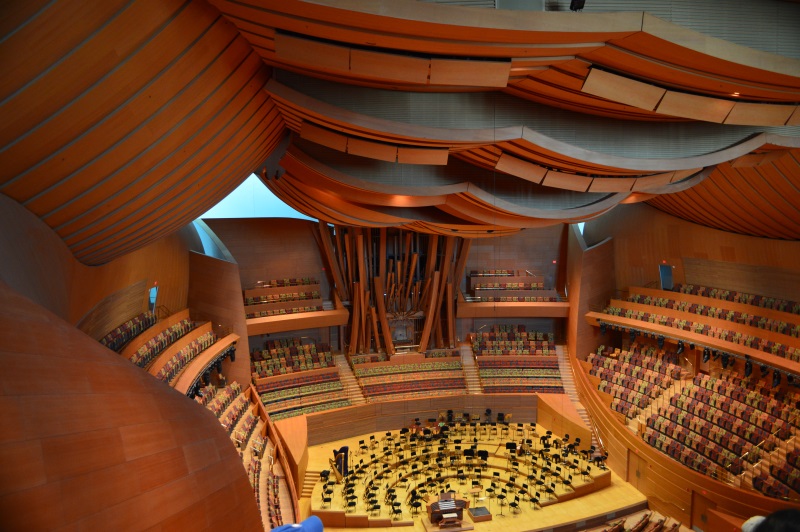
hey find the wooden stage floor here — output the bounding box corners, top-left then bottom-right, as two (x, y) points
(301, 422), (647, 532)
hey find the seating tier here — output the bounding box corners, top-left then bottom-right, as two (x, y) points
(99, 311), (157, 352)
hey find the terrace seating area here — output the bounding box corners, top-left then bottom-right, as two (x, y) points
(127, 315), (195, 368)
(465, 270), (561, 303)
(243, 279), (324, 319)
(202, 381), (244, 418)
(152, 330), (217, 383)
(250, 337), (333, 379)
(472, 325), (556, 355)
(256, 367), (351, 421)
(587, 344), (680, 419)
(477, 356), (565, 394)
(674, 284), (800, 316)
(629, 291), (800, 338)
(200, 381), (293, 530)
(635, 369), (800, 499)
(353, 358), (467, 401)
(99, 311), (157, 352)
(604, 287), (800, 362)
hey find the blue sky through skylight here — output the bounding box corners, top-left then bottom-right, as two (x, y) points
(200, 173), (315, 220)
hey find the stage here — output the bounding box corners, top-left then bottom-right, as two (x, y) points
(303, 422), (648, 532)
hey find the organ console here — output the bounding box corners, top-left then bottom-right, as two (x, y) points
(427, 492), (469, 526)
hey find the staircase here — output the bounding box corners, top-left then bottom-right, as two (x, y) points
(556, 346), (599, 449)
(334, 354), (367, 405)
(301, 468), (322, 499)
(459, 345), (482, 394)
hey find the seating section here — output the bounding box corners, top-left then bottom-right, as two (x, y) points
(635, 369), (800, 496)
(99, 311), (157, 352)
(629, 292), (800, 338)
(222, 394), (251, 434)
(466, 270), (560, 302)
(130, 318), (195, 368)
(674, 284), (800, 316)
(244, 279), (324, 319)
(477, 356), (564, 394)
(154, 331), (216, 383)
(250, 338), (333, 379)
(264, 473), (284, 529)
(246, 304), (324, 319)
(351, 353), (388, 364)
(752, 471), (792, 499)
(473, 325), (556, 355)
(245, 290), (320, 306)
(354, 360), (466, 399)
(261, 277), (319, 287)
(642, 426), (716, 477)
(603, 305), (799, 361)
(257, 367), (350, 420)
(205, 382), (243, 418)
(588, 344), (679, 419)
(426, 349), (459, 358)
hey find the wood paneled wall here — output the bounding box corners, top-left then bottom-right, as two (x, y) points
(0, 193), (76, 319)
(584, 203), (800, 295)
(566, 225), (615, 363)
(683, 257), (800, 304)
(0, 193), (193, 330)
(205, 218), (328, 293)
(0, 280), (262, 530)
(304, 395), (539, 447)
(465, 225), (564, 292)
(76, 280), (148, 341)
(188, 252), (251, 386)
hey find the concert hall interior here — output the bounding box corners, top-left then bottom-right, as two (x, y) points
(1, 0), (800, 531)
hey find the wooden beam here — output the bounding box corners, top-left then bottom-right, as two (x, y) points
(453, 238), (471, 296)
(369, 306), (381, 354)
(348, 282), (361, 355)
(402, 253), (418, 311)
(425, 235), (439, 281)
(446, 281), (455, 348)
(372, 276), (395, 356)
(430, 237), (455, 345)
(418, 271), (440, 353)
(379, 228), (387, 281)
(316, 222), (348, 302)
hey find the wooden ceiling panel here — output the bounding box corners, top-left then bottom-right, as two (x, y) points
(55, 76), (278, 242)
(581, 68), (666, 111)
(300, 122), (348, 152)
(495, 153), (547, 184)
(724, 102), (797, 126)
(541, 170), (592, 192)
(30, 36), (263, 222)
(397, 147), (449, 166)
(0, 0), (198, 183)
(429, 58), (511, 88)
(654, 91), (735, 123)
(347, 138), (397, 162)
(350, 49), (430, 85)
(274, 32), (350, 73)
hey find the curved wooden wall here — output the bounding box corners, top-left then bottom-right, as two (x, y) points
(0, 0), (283, 265)
(584, 203), (800, 293)
(188, 252), (252, 386)
(0, 280), (262, 530)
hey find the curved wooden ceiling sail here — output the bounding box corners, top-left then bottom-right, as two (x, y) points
(0, 0), (282, 265)
(260, 141), (627, 235)
(210, 0), (800, 124)
(647, 149), (800, 240)
(3, 0), (800, 260)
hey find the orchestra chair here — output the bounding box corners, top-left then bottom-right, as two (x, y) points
(510, 496), (521, 514)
